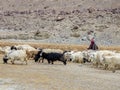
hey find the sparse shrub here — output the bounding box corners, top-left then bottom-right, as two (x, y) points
(71, 26), (79, 32)
(73, 26), (79, 29)
(71, 29), (79, 32)
(96, 29), (104, 32)
(95, 25), (109, 30)
(70, 33), (80, 38)
(18, 34), (30, 40)
(95, 25), (109, 32)
(35, 30), (40, 36)
(81, 28), (87, 31)
(34, 31), (50, 40)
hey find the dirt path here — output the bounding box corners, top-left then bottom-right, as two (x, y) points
(0, 54), (120, 90)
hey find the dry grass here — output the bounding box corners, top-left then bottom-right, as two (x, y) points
(0, 40), (120, 51)
(99, 46), (120, 51)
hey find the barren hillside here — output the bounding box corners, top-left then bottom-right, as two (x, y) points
(0, 0), (120, 45)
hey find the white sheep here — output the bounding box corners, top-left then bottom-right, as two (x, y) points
(102, 53), (120, 73)
(93, 50), (115, 68)
(5, 50), (28, 65)
(80, 50), (96, 63)
(15, 44), (36, 51)
(63, 50), (77, 61)
(70, 51), (84, 63)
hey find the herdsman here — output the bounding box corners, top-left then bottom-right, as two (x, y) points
(87, 31), (98, 50)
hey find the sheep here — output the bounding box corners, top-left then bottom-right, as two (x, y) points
(82, 50), (91, 63)
(63, 50), (76, 61)
(3, 50), (28, 65)
(5, 45), (39, 60)
(63, 50), (91, 63)
(90, 50), (116, 68)
(26, 50), (39, 60)
(67, 51), (90, 63)
(83, 50), (97, 59)
(14, 44), (36, 51)
(70, 51), (84, 63)
(88, 51), (98, 66)
(102, 54), (120, 73)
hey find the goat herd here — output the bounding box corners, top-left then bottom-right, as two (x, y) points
(1, 44), (120, 73)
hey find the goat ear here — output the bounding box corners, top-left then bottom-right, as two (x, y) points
(63, 51), (67, 54)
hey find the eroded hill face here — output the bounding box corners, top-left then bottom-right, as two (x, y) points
(0, 0), (120, 45)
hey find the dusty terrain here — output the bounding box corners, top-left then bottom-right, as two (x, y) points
(0, 54), (120, 90)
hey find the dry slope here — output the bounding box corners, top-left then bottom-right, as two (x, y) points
(0, 0), (120, 45)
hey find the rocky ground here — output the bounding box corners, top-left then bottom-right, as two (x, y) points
(0, 0), (120, 45)
(0, 54), (120, 90)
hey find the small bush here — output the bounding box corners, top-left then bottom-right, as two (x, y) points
(34, 31), (50, 40)
(96, 29), (104, 32)
(81, 28), (87, 31)
(95, 25), (109, 30)
(18, 34), (30, 40)
(70, 33), (80, 38)
(71, 26), (79, 32)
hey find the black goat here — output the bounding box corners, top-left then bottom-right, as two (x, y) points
(34, 50), (44, 63)
(34, 51), (67, 65)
